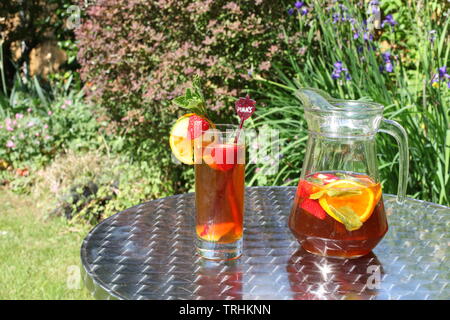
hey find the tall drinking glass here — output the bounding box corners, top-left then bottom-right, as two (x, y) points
(194, 125), (245, 260)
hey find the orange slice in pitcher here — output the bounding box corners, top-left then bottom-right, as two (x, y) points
(196, 222), (235, 242)
(318, 180), (376, 224)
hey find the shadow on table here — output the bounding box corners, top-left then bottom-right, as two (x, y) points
(286, 248), (384, 300)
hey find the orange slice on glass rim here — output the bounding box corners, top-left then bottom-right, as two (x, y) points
(318, 179), (376, 224)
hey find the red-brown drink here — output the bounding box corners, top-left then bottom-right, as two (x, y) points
(195, 156), (245, 243)
(195, 135), (245, 260)
(289, 172), (387, 258)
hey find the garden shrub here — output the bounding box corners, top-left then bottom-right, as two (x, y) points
(75, 0), (295, 193)
(76, 0), (291, 117)
(0, 90), (102, 169)
(33, 151), (174, 225)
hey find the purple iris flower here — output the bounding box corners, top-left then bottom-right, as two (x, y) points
(331, 71), (341, 79)
(288, 8), (294, 15)
(363, 32), (374, 41)
(429, 30), (437, 43)
(331, 61), (351, 81)
(334, 61), (343, 69)
(380, 52), (394, 73)
(431, 66), (450, 88)
(438, 66), (449, 78)
(385, 62), (393, 73)
(332, 13), (340, 23)
(301, 7), (308, 15)
(382, 14), (397, 28)
(295, 1), (304, 9)
(370, 1), (380, 14)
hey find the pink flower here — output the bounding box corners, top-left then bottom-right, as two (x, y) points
(61, 99), (72, 109)
(6, 126), (13, 132)
(202, 37), (215, 45)
(15, 113), (24, 119)
(35, 132), (40, 137)
(27, 121), (34, 127)
(223, 2), (241, 14)
(27, 108), (32, 113)
(6, 140), (15, 148)
(48, 111), (53, 116)
(259, 61), (271, 71)
(183, 67), (195, 75)
(44, 124), (48, 129)
(269, 45), (278, 55)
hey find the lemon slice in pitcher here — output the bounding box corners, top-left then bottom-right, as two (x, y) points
(318, 179), (376, 224)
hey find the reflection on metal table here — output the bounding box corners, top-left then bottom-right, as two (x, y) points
(80, 186), (450, 300)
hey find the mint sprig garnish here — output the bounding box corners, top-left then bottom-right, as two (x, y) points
(173, 76), (209, 117)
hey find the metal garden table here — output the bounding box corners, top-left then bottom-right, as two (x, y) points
(80, 186), (450, 300)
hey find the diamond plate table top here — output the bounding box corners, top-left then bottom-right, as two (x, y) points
(80, 186), (450, 300)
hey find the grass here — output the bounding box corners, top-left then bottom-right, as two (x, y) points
(0, 189), (93, 299)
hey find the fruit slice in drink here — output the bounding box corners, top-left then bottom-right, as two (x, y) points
(289, 172), (387, 258)
(195, 142), (244, 244)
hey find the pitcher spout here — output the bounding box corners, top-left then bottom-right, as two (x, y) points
(294, 88), (384, 138)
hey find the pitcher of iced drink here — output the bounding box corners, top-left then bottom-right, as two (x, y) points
(289, 88), (409, 258)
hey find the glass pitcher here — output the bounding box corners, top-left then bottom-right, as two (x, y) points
(289, 88), (409, 259)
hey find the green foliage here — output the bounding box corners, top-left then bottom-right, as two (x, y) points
(0, 84), (101, 169)
(173, 77), (209, 117)
(32, 151), (175, 225)
(249, 0), (450, 205)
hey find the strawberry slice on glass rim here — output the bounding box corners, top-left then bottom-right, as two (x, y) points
(187, 114), (211, 140)
(203, 143), (242, 171)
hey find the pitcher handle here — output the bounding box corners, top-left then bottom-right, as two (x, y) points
(379, 119), (409, 204)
